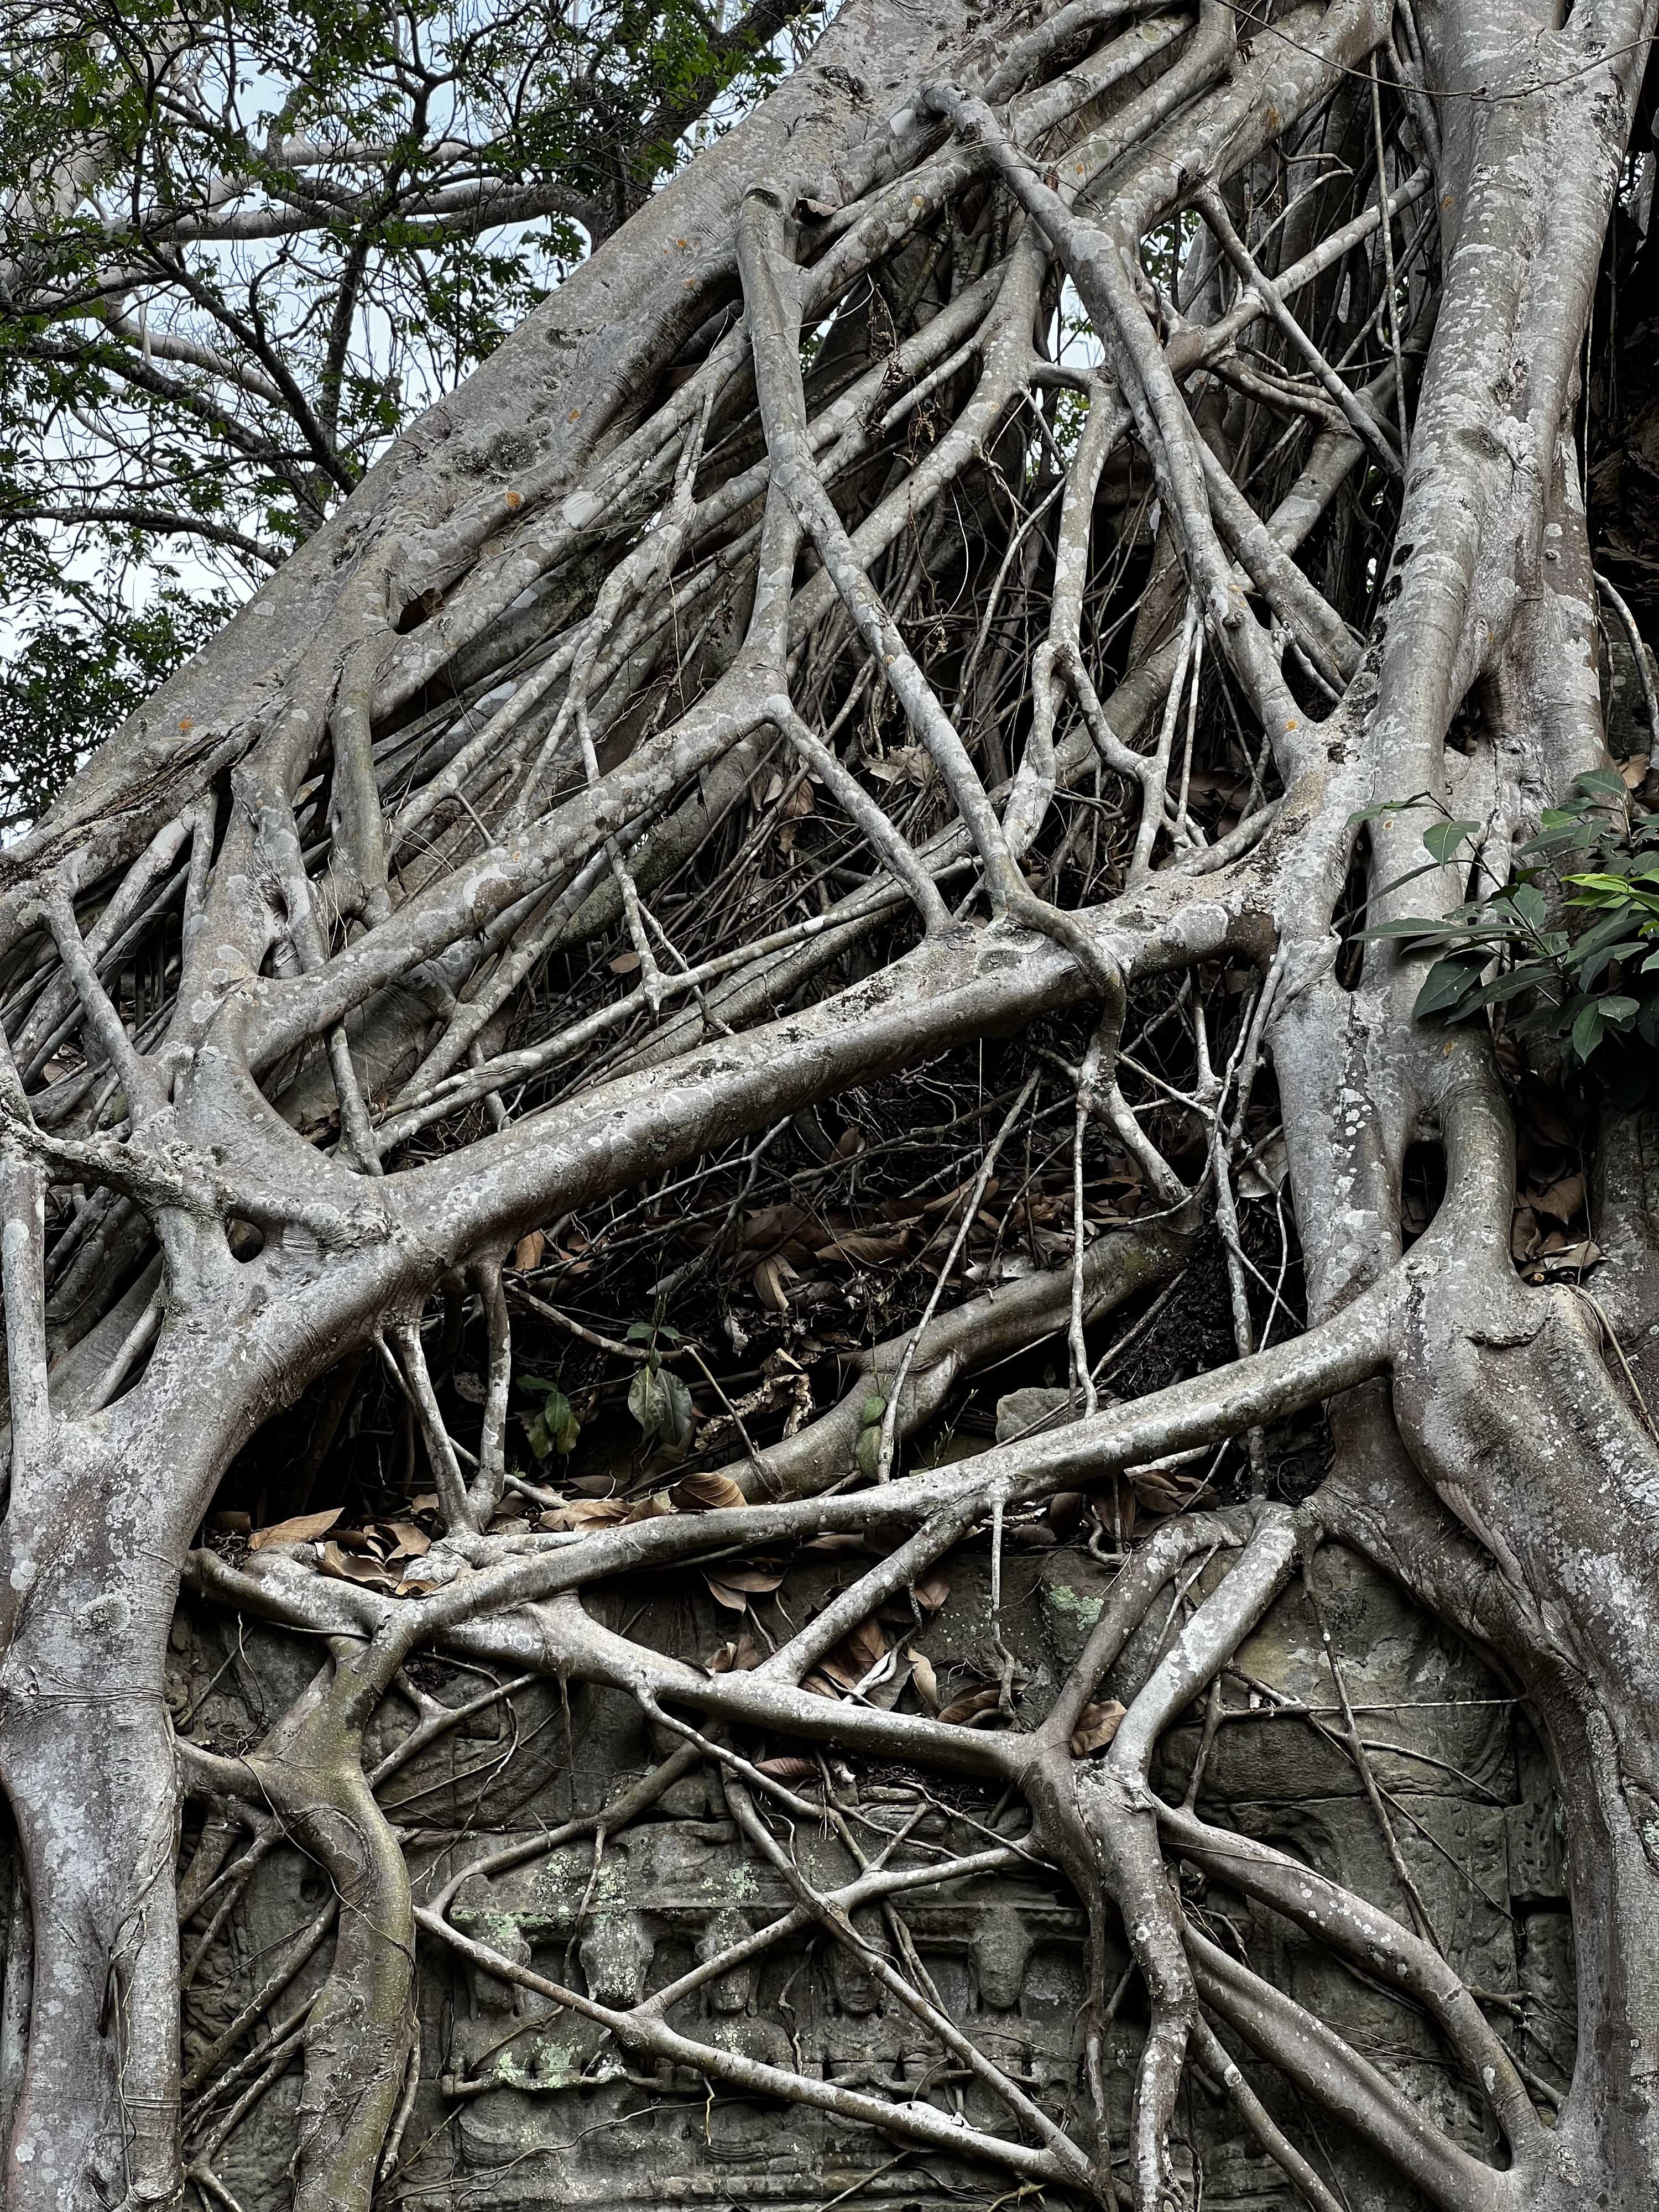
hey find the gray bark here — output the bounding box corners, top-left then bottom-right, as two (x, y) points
(1, 1), (1656, 2207)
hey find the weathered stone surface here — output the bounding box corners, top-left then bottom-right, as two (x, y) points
(166, 1541), (1571, 2209)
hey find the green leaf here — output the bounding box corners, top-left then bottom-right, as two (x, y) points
(859, 1394), (887, 1427)
(1422, 818), (1481, 865)
(1413, 956), (1486, 1020)
(628, 1364), (693, 1446)
(1575, 769), (1630, 798)
(1508, 882), (1547, 931)
(1345, 792), (1432, 830)
(1571, 1002), (1606, 1061)
(1574, 942), (1647, 990)
(525, 1384), (580, 1456)
(1463, 965), (1554, 1010)
(1361, 915), (1467, 941)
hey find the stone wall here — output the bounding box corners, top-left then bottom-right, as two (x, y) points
(170, 1538), (1573, 2209)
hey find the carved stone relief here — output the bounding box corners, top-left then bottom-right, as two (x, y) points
(168, 1540), (1573, 2210)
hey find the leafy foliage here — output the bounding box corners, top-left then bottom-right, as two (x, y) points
(0, 588), (228, 828)
(0, 0), (821, 821)
(625, 1320), (693, 1448)
(1361, 771), (1659, 1099)
(519, 1374), (581, 1459)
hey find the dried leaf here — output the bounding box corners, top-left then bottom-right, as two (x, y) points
(1046, 1491), (1085, 1541)
(320, 1541), (400, 1589)
(1530, 1172), (1585, 1224)
(609, 951), (641, 973)
(1129, 1464), (1213, 1516)
(249, 1506), (343, 1551)
(911, 1568), (951, 1613)
(705, 1564), (786, 1605)
(755, 1755), (818, 1781)
(625, 1491), (677, 1522)
(819, 1615), (884, 1687)
(907, 1649), (940, 1712)
(410, 1493), (440, 1513)
(753, 1254), (797, 1312)
(672, 1470), (747, 1512)
(1070, 1699), (1128, 1758)
(511, 1229), (546, 1271)
(937, 1683), (1002, 1726)
(820, 1232), (909, 1266)
(539, 1498), (631, 1531)
(709, 1630), (763, 1673)
(380, 1522), (431, 1556)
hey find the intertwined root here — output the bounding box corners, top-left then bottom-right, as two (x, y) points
(168, 1485), (1557, 2212)
(1, 0), (1655, 2206)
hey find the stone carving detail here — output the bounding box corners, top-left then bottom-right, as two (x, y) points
(169, 1543), (1574, 2210)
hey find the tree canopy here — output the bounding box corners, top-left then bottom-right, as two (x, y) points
(0, 0), (817, 822)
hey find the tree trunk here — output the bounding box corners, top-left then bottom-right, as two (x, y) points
(4, 1), (1659, 2208)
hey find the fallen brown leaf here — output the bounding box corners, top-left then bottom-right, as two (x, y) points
(907, 1649), (940, 1712)
(672, 1470), (747, 1512)
(937, 1683), (1003, 1726)
(249, 1506), (342, 1551)
(818, 1615), (884, 1687)
(320, 1540), (400, 1590)
(753, 1253), (798, 1312)
(706, 1564), (786, 1609)
(510, 1228), (546, 1271)
(1070, 1699), (1128, 1757)
(911, 1567), (951, 1612)
(1530, 1173), (1585, 1225)
(539, 1498), (631, 1531)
